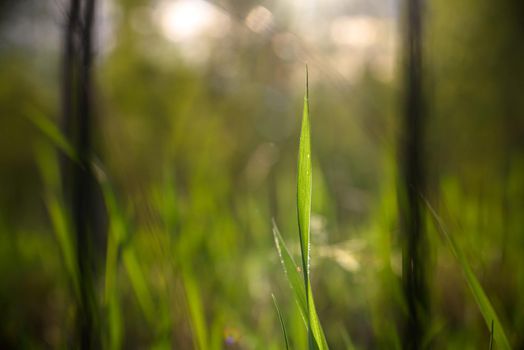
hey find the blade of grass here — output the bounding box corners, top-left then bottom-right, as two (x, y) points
(106, 290), (123, 350)
(271, 67), (328, 350)
(29, 111), (153, 346)
(273, 221), (329, 349)
(94, 162), (126, 303)
(47, 194), (81, 297)
(272, 294), (290, 350)
(296, 66), (328, 350)
(35, 144), (80, 299)
(424, 199), (511, 350)
(25, 108), (79, 163)
(273, 221), (307, 319)
(95, 165), (125, 350)
(339, 325), (356, 350)
(122, 246), (157, 326)
(297, 66), (312, 288)
(307, 283), (328, 350)
(35, 125), (126, 348)
(183, 268), (208, 350)
(298, 65), (314, 349)
(94, 161), (157, 331)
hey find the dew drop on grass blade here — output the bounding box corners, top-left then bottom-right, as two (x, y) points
(272, 66), (328, 350)
(273, 221), (307, 321)
(297, 66), (329, 350)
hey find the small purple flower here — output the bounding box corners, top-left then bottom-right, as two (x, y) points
(225, 335), (235, 346)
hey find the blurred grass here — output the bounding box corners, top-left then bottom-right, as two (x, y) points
(271, 294), (290, 350)
(425, 199), (511, 350)
(1, 0), (523, 348)
(35, 141), (81, 301)
(3, 65), (520, 349)
(3, 68), (521, 348)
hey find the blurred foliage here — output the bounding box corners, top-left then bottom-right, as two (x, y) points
(0, 0), (523, 348)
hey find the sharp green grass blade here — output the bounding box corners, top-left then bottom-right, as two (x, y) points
(425, 200), (512, 350)
(297, 67), (312, 282)
(273, 221), (329, 349)
(297, 66), (329, 350)
(272, 221), (307, 319)
(307, 282), (329, 350)
(297, 65), (313, 349)
(272, 294), (290, 350)
(272, 66), (328, 350)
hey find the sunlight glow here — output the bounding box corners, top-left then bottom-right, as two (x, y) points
(330, 16), (384, 48)
(157, 0), (229, 42)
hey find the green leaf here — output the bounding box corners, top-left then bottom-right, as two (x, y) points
(272, 294), (290, 350)
(425, 199), (512, 350)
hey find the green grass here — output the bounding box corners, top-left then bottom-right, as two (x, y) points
(273, 67), (329, 350)
(35, 142), (80, 300)
(29, 112), (167, 347)
(272, 294), (290, 350)
(18, 68), (519, 350)
(425, 198), (511, 350)
(26, 107), (79, 163)
(183, 267), (209, 350)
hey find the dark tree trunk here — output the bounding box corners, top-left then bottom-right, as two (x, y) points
(400, 0), (428, 348)
(61, 0), (98, 348)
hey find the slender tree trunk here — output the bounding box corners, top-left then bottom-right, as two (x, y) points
(400, 0), (428, 348)
(62, 0), (98, 348)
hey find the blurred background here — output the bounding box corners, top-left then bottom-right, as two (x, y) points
(0, 0), (523, 348)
